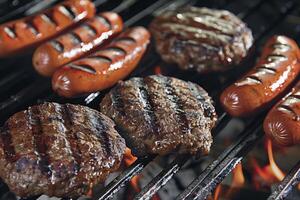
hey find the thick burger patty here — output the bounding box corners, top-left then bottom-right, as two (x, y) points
(0, 102), (126, 198)
(149, 6), (253, 73)
(100, 75), (217, 157)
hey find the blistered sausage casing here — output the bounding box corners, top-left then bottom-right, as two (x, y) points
(0, 0), (95, 57)
(52, 27), (150, 98)
(264, 82), (300, 146)
(33, 12), (123, 77)
(220, 35), (300, 117)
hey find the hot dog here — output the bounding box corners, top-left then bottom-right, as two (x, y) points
(52, 27), (150, 98)
(263, 81), (300, 146)
(220, 35), (300, 117)
(0, 0), (95, 57)
(33, 12), (123, 77)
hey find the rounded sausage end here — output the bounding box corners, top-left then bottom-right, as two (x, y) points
(264, 110), (299, 147)
(32, 46), (57, 77)
(52, 70), (75, 98)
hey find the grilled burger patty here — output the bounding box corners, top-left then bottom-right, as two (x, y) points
(100, 75), (217, 157)
(0, 102), (126, 198)
(149, 6), (253, 73)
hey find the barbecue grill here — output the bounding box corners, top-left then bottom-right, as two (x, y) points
(0, 0), (300, 199)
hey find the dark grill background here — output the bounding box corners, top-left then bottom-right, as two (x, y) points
(0, 0), (299, 199)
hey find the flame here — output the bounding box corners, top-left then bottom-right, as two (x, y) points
(251, 139), (285, 190)
(154, 66), (162, 75)
(123, 148), (141, 193)
(86, 182), (93, 197)
(213, 184), (222, 200)
(212, 163), (245, 200)
(231, 163), (245, 187)
(124, 147), (138, 167)
(266, 139), (285, 181)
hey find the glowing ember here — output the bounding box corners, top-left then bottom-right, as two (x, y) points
(86, 183), (93, 197)
(154, 66), (162, 75)
(123, 148), (139, 192)
(124, 147), (138, 167)
(123, 148), (142, 197)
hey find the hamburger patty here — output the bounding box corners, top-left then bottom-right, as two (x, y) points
(0, 102), (125, 198)
(149, 6), (253, 73)
(100, 75), (217, 157)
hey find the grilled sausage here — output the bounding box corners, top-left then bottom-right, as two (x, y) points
(52, 27), (150, 98)
(33, 12), (123, 77)
(0, 0), (95, 57)
(220, 35), (300, 117)
(263, 81), (300, 146)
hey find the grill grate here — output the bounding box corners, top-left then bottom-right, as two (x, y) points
(0, 0), (300, 200)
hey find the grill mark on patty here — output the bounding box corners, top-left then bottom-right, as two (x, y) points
(0, 124), (17, 162)
(88, 111), (112, 156)
(159, 23), (231, 47)
(161, 77), (190, 134)
(60, 104), (81, 174)
(111, 84), (125, 116)
(188, 82), (215, 119)
(135, 78), (160, 135)
(28, 106), (52, 176)
(157, 8), (239, 36)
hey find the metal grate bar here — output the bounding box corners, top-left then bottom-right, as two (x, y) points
(134, 155), (189, 200)
(97, 156), (154, 200)
(268, 161), (300, 200)
(176, 113), (266, 200)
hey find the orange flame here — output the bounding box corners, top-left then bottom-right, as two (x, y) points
(124, 148), (138, 167)
(267, 139), (285, 181)
(86, 183), (93, 197)
(231, 163), (245, 187)
(212, 163), (245, 200)
(123, 148), (141, 193)
(251, 139), (285, 190)
(213, 184), (222, 200)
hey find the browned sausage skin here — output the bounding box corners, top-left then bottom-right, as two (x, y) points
(33, 12), (123, 77)
(220, 35), (300, 117)
(52, 27), (150, 98)
(0, 0), (95, 57)
(264, 81), (300, 146)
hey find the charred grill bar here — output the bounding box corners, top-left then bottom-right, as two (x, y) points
(268, 161), (300, 200)
(176, 114), (265, 200)
(0, 0), (299, 200)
